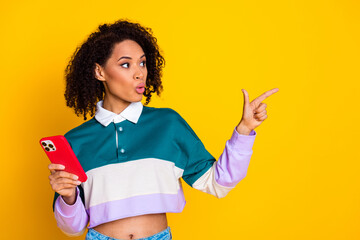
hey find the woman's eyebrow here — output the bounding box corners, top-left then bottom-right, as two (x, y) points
(118, 54), (145, 61)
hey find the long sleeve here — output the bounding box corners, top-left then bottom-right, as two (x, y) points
(191, 126), (256, 198)
(53, 187), (89, 236)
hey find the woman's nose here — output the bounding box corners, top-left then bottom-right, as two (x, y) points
(134, 67), (144, 80)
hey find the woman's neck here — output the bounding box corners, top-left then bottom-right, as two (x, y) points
(102, 95), (131, 115)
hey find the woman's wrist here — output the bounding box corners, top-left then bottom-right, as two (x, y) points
(61, 188), (77, 205)
(236, 122), (252, 135)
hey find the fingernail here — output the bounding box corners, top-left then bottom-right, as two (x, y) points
(59, 165), (65, 169)
(76, 181), (81, 185)
(73, 175), (79, 180)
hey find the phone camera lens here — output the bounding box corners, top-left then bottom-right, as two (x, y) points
(49, 144), (54, 148)
(45, 147), (50, 151)
(42, 142), (47, 146)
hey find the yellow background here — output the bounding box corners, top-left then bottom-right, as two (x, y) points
(1, 0), (359, 239)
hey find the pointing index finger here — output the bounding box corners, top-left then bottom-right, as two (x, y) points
(252, 88), (279, 106)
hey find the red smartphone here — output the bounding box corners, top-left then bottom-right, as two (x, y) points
(40, 135), (87, 182)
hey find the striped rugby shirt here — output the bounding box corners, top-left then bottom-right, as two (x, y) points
(53, 100), (257, 236)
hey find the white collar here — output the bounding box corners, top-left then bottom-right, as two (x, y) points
(94, 100), (143, 127)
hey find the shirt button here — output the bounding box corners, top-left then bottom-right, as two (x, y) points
(120, 148), (125, 153)
(119, 127), (123, 132)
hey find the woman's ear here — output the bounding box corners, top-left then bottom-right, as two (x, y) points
(94, 63), (106, 82)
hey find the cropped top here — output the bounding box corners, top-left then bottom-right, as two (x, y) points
(52, 100), (257, 236)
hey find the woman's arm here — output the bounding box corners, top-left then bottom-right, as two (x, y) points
(191, 88), (278, 198)
(54, 187), (89, 236)
(192, 127), (256, 198)
(48, 163), (89, 236)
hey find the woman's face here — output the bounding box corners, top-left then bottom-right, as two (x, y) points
(95, 39), (148, 104)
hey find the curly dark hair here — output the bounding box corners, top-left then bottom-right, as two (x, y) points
(64, 18), (165, 120)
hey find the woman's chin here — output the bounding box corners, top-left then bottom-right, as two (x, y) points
(132, 95), (143, 102)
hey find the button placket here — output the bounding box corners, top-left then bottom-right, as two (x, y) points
(116, 124), (127, 159)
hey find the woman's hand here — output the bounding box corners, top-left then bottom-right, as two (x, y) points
(236, 88), (279, 135)
(48, 163), (81, 205)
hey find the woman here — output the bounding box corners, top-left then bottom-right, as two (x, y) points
(48, 19), (278, 240)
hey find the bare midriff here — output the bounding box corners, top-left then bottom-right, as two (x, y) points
(92, 213), (168, 240)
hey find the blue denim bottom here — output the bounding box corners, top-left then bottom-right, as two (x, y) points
(85, 226), (172, 240)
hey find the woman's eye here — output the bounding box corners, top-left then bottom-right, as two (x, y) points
(140, 61), (146, 67)
(121, 63), (129, 68)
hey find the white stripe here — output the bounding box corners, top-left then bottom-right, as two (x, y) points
(82, 158), (184, 208)
(192, 161), (234, 198)
(60, 228), (86, 237)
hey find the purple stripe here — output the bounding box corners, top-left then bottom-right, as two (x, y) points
(215, 127), (256, 187)
(86, 188), (186, 228)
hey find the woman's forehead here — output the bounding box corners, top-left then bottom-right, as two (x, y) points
(111, 40), (145, 59)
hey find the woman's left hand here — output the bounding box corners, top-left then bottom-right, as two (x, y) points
(236, 88), (279, 135)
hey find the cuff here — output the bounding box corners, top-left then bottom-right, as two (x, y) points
(55, 187), (81, 217)
(228, 126), (256, 151)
